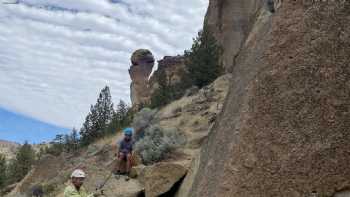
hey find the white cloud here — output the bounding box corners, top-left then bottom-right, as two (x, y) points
(0, 0), (208, 128)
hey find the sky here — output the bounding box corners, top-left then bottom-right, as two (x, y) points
(0, 0), (208, 143)
(0, 107), (69, 144)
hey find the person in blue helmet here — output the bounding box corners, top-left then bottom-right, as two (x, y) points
(114, 127), (134, 180)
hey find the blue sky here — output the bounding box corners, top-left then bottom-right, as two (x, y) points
(0, 0), (207, 143)
(0, 107), (69, 143)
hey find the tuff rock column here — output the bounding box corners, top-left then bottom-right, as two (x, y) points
(129, 49), (155, 110)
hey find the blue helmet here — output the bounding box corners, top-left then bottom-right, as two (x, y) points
(123, 127), (133, 135)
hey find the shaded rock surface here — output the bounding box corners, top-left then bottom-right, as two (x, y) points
(191, 1), (350, 197)
(175, 150), (201, 197)
(139, 162), (187, 197)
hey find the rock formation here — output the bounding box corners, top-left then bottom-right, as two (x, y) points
(139, 162), (187, 197)
(190, 1), (350, 197)
(129, 50), (187, 109)
(149, 55), (186, 94)
(204, 0), (264, 72)
(129, 49), (155, 109)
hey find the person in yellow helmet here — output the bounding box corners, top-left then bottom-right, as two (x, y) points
(64, 169), (101, 197)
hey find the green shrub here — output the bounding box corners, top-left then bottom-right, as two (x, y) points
(134, 125), (186, 165)
(131, 108), (157, 141)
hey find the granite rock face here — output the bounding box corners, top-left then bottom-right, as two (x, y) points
(190, 1), (350, 197)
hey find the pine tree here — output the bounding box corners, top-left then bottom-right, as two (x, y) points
(80, 112), (93, 146)
(184, 28), (223, 88)
(70, 128), (79, 151)
(104, 100), (131, 135)
(80, 86), (114, 145)
(96, 86), (114, 131)
(116, 100), (128, 126)
(63, 134), (71, 152)
(89, 104), (99, 136)
(0, 154), (7, 189)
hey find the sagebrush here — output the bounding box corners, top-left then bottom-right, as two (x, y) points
(131, 108), (157, 141)
(134, 125), (186, 165)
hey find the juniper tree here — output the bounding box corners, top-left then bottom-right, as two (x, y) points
(8, 142), (35, 182)
(184, 27), (223, 88)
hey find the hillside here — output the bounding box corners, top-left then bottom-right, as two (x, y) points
(0, 140), (19, 160)
(4, 74), (231, 197)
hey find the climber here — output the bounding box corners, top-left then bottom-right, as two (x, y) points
(64, 169), (101, 197)
(114, 127), (134, 181)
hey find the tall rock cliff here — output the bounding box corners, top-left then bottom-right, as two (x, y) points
(190, 1), (350, 196)
(204, 0), (264, 72)
(129, 49), (155, 109)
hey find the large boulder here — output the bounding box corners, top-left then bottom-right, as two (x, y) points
(190, 1), (350, 197)
(140, 162), (187, 197)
